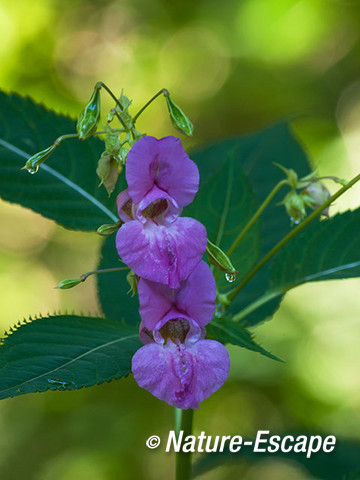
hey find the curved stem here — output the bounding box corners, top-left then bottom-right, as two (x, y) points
(226, 180), (288, 258)
(80, 266), (129, 282)
(97, 82), (127, 129)
(175, 408), (194, 480)
(132, 88), (168, 124)
(227, 172), (360, 304)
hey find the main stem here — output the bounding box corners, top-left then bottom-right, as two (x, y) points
(227, 172), (360, 304)
(175, 408), (194, 480)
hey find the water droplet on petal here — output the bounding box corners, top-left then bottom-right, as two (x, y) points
(225, 272), (237, 283)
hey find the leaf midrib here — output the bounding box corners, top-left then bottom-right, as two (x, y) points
(0, 333), (139, 395)
(0, 137), (118, 223)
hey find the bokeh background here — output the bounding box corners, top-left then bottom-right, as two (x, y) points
(1, 0), (360, 478)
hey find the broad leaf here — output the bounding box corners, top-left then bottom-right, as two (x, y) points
(206, 318), (281, 361)
(268, 209), (360, 299)
(0, 314), (141, 400)
(188, 123), (311, 326)
(97, 236), (140, 324)
(0, 91), (123, 230)
(185, 150), (260, 293)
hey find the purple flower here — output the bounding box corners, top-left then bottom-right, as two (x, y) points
(116, 136), (206, 288)
(132, 261), (230, 409)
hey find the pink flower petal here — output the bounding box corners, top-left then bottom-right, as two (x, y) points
(132, 339), (230, 409)
(138, 261), (216, 331)
(116, 217), (206, 289)
(126, 136), (199, 207)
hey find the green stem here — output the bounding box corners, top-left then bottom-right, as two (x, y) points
(80, 266), (129, 282)
(175, 409), (194, 480)
(132, 88), (168, 124)
(226, 180), (288, 258)
(232, 291), (280, 322)
(227, 172), (360, 304)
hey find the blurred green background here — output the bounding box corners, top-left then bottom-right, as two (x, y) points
(1, 0), (360, 478)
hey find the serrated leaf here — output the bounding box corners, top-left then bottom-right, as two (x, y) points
(206, 318), (281, 361)
(97, 236), (140, 324)
(268, 209), (360, 296)
(0, 315), (141, 400)
(0, 91), (123, 230)
(189, 123), (311, 326)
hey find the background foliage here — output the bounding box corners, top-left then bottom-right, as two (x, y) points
(1, 0), (360, 479)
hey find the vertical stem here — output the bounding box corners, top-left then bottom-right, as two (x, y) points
(175, 408), (194, 480)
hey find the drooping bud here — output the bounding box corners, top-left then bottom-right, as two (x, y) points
(22, 144), (57, 174)
(96, 153), (120, 196)
(105, 131), (121, 157)
(282, 190), (307, 225)
(206, 239), (238, 275)
(163, 90), (194, 136)
(77, 83), (101, 140)
(302, 182), (331, 217)
(96, 221), (122, 236)
(126, 270), (139, 297)
(55, 278), (83, 289)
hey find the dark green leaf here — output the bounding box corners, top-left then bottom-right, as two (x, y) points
(0, 314), (141, 400)
(189, 123), (311, 326)
(268, 209), (360, 297)
(186, 149), (261, 294)
(97, 236), (140, 324)
(206, 318), (281, 361)
(0, 91), (124, 231)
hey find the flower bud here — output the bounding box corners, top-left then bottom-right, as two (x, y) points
(96, 221), (122, 236)
(55, 278), (83, 289)
(77, 84), (101, 140)
(206, 239), (238, 275)
(96, 153), (119, 196)
(164, 90), (194, 136)
(126, 270), (139, 297)
(22, 144), (57, 174)
(282, 190), (307, 225)
(302, 182), (331, 217)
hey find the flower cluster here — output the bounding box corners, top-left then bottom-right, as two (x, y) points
(116, 136), (230, 409)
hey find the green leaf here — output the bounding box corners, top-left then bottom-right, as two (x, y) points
(268, 209), (360, 297)
(206, 318), (281, 361)
(0, 91), (123, 231)
(97, 236), (140, 324)
(0, 314), (141, 400)
(186, 149), (261, 294)
(188, 123), (312, 326)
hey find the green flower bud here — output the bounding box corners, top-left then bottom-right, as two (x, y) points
(96, 153), (120, 196)
(22, 144), (57, 174)
(206, 239), (238, 275)
(55, 278), (83, 289)
(96, 221), (122, 236)
(126, 270), (139, 297)
(282, 190), (307, 225)
(77, 84), (101, 140)
(302, 182), (331, 217)
(164, 90), (194, 136)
